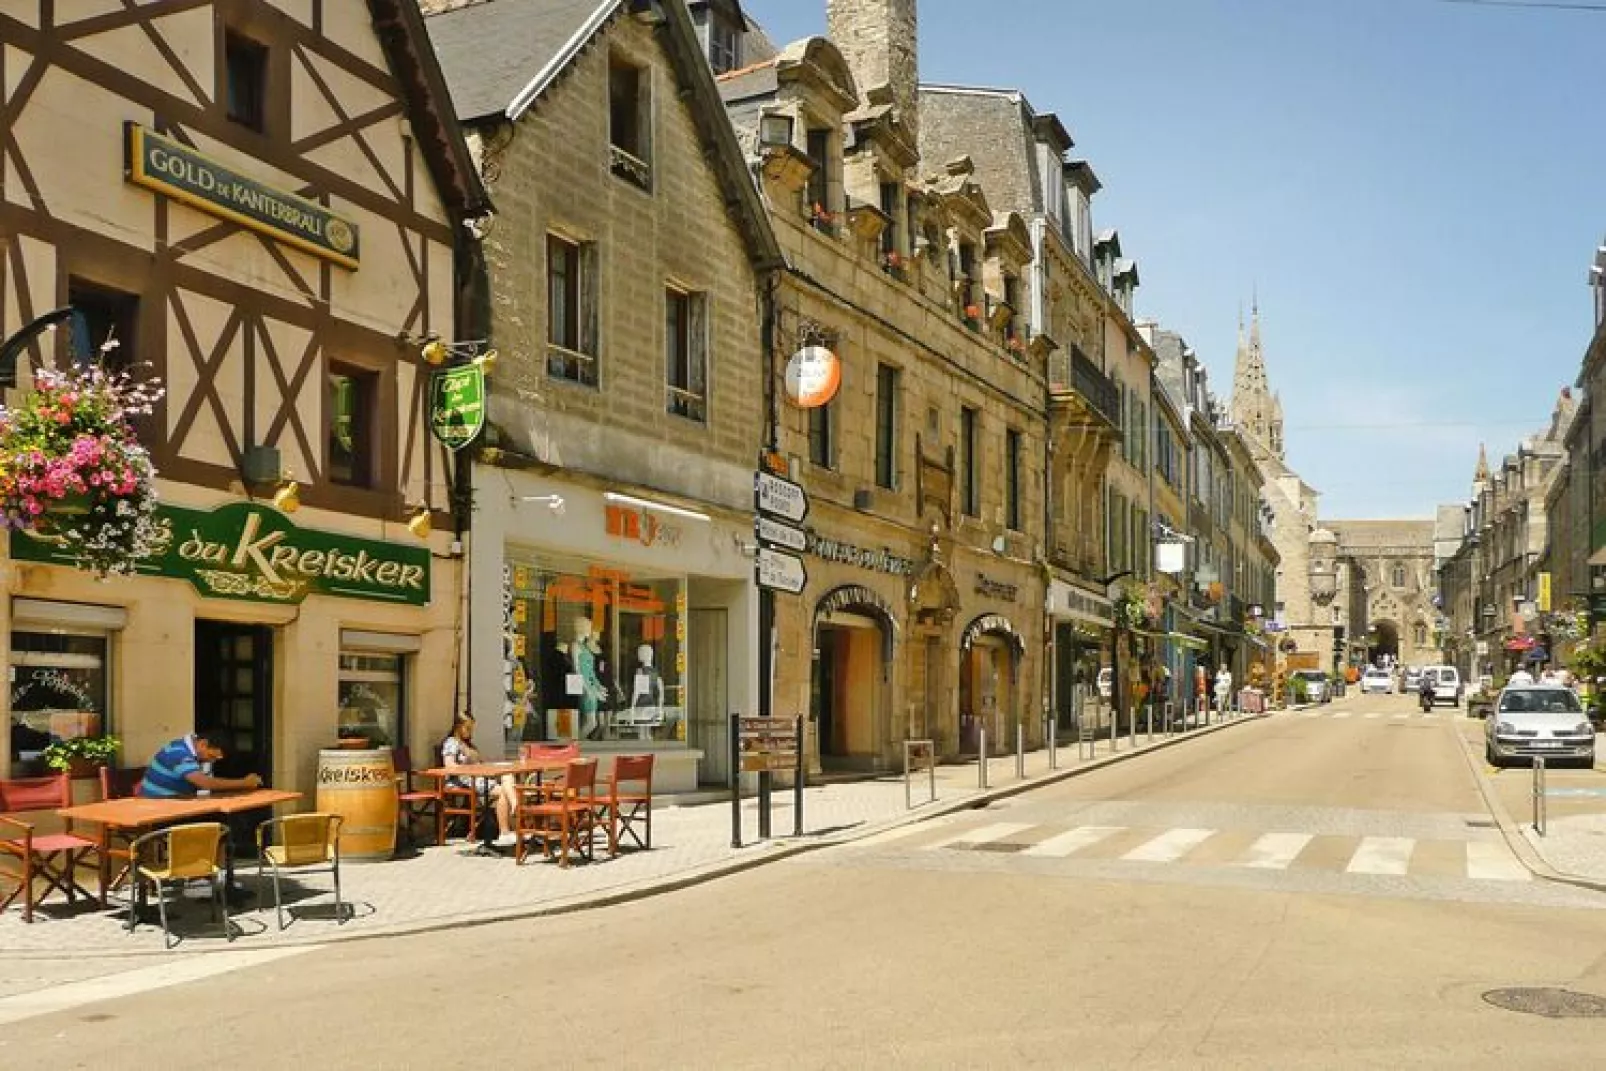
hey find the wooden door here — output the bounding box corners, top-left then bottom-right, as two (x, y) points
(688, 608), (729, 786)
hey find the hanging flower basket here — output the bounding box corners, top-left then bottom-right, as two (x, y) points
(0, 364), (165, 578)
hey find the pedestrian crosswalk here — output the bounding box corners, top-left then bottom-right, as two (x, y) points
(897, 820), (1531, 883)
(1290, 709), (1457, 720)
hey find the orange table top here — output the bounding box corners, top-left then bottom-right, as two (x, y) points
(58, 789), (302, 829)
(420, 758), (570, 780)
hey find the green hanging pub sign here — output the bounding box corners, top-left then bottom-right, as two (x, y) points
(429, 364), (485, 451)
(10, 501), (430, 607)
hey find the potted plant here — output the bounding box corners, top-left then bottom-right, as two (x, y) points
(41, 734), (121, 778)
(0, 363), (165, 577)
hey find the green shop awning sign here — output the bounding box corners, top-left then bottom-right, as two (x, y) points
(10, 502), (429, 607)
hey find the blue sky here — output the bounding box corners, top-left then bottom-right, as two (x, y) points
(740, 0), (1601, 519)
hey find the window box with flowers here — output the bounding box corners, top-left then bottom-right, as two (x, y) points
(961, 304), (982, 331)
(881, 250), (908, 280)
(0, 365), (165, 577)
(1004, 335), (1027, 359)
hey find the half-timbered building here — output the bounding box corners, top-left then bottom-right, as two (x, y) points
(1, 2), (488, 795)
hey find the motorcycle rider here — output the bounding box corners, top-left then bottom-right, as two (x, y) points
(1418, 668), (1436, 712)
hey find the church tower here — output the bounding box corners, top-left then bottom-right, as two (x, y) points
(1230, 300), (1285, 462)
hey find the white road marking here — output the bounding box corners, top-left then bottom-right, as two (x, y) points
(1347, 836), (1414, 875)
(1365, 713), (1382, 720)
(1021, 826), (1122, 858)
(1465, 841), (1532, 882)
(923, 821), (1035, 850)
(1333, 711), (1353, 719)
(850, 820), (956, 848)
(0, 947), (319, 1027)
(1122, 827), (1215, 863)
(1242, 831), (1314, 870)
(1392, 714), (1409, 720)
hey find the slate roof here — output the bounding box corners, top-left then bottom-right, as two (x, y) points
(425, 0), (614, 120)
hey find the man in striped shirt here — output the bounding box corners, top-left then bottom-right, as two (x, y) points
(138, 734), (262, 798)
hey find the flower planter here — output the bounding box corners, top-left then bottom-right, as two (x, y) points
(65, 756), (108, 779)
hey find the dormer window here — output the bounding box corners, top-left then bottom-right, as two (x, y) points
(805, 127), (837, 233)
(957, 240), (979, 325)
(879, 181), (903, 272)
(709, 12), (741, 74)
(1002, 274), (1021, 342)
(609, 57), (652, 189)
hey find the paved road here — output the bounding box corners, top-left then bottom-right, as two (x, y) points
(7, 692), (1606, 1069)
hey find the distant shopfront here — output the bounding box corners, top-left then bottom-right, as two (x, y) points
(4, 497), (455, 794)
(1047, 578), (1114, 735)
(470, 472), (758, 793)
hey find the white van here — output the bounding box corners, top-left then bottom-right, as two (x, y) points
(1423, 665), (1462, 707)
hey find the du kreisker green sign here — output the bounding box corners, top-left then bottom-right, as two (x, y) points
(10, 502), (429, 606)
(429, 364), (485, 451)
(124, 123), (360, 269)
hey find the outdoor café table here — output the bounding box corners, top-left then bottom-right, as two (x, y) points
(58, 789), (302, 905)
(419, 758), (569, 849)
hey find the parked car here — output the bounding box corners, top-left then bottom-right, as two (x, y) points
(1401, 666), (1423, 695)
(1422, 665), (1463, 707)
(1360, 667), (1393, 694)
(1485, 685), (1597, 768)
(1290, 669), (1330, 704)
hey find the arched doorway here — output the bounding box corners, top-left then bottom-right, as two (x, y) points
(1369, 619), (1400, 666)
(959, 614), (1025, 754)
(812, 585), (898, 770)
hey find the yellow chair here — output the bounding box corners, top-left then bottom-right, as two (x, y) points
(256, 813), (346, 931)
(125, 822), (230, 948)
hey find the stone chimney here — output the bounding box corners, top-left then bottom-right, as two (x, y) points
(826, 0), (918, 145)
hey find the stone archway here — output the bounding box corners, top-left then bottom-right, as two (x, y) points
(811, 585), (898, 769)
(1369, 619), (1400, 666)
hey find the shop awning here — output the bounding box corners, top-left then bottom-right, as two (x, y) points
(1165, 631), (1210, 651)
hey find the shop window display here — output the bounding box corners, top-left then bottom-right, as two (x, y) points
(503, 556), (685, 744)
(336, 652), (405, 748)
(10, 632), (108, 769)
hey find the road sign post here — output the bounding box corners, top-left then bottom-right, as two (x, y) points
(753, 462), (811, 833)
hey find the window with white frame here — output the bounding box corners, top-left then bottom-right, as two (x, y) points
(547, 233), (599, 385)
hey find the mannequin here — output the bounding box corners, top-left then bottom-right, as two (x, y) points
(558, 616), (607, 739)
(626, 643), (665, 739)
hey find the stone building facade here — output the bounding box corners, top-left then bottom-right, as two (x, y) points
(1330, 520), (1439, 670)
(426, 0), (782, 789)
(718, 0), (1047, 768)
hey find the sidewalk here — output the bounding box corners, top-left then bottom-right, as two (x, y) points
(1451, 715), (1606, 892)
(1, 713), (1266, 958)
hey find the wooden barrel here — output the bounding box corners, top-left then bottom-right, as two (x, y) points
(315, 748), (397, 862)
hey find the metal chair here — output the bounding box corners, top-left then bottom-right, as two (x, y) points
(256, 813), (346, 931)
(126, 822), (230, 948)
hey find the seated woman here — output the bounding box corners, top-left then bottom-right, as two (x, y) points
(440, 713), (517, 848)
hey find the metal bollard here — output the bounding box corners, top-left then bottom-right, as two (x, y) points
(978, 727), (989, 790)
(904, 742), (912, 810)
(1046, 715), (1058, 770)
(1146, 702), (1153, 744)
(1016, 722), (1025, 779)
(1533, 755), (1547, 836)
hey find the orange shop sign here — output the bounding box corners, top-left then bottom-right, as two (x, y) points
(604, 504), (681, 548)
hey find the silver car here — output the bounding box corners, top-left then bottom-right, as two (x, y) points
(1484, 685), (1597, 768)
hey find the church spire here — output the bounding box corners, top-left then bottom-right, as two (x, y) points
(1473, 442), (1489, 484)
(1230, 296), (1283, 462)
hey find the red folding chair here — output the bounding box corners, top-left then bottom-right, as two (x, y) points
(391, 747), (443, 847)
(0, 773), (99, 922)
(514, 759), (598, 867)
(597, 754), (654, 855)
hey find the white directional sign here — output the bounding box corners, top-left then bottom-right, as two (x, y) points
(756, 547), (808, 594)
(756, 515), (807, 553)
(755, 470), (808, 524)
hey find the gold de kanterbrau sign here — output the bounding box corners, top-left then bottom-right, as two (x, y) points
(124, 123), (360, 269)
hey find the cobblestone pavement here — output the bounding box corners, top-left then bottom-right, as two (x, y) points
(1, 714), (1263, 958)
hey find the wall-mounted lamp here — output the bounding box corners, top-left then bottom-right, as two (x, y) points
(603, 491), (709, 523)
(406, 505), (432, 540)
(758, 112), (795, 150)
(472, 348), (498, 375)
(515, 494), (565, 515)
(272, 479), (300, 514)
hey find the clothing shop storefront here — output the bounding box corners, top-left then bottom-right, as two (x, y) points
(469, 473), (757, 792)
(1047, 579), (1114, 738)
(3, 495), (455, 796)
